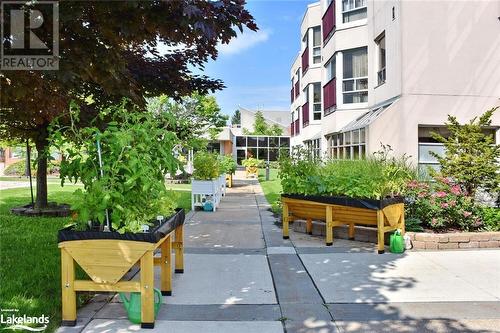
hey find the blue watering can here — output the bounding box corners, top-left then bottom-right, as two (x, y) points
(119, 289), (162, 324)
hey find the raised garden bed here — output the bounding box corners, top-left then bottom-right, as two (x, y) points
(281, 194), (405, 254)
(58, 209), (185, 329)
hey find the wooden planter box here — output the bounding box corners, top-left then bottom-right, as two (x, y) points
(226, 174), (233, 188)
(218, 174), (227, 196)
(191, 179), (221, 211)
(281, 194), (405, 254)
(58, 209), (185, 329)
(245, 166), (258, 178)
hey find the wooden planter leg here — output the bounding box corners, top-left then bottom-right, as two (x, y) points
(174, 225), (184, 273)
(377, 210), (385, 254)
(140, 250), (155, 329)
(326, 206), (333, 246)
(348, 223), (355, 240)
(160, 236), (172, 296)
(282, 202), (289, 239)
(306, 218), (312, 235)
(61, 248), (77, 326)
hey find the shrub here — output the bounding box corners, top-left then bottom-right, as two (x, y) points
(192, 151), (220, 180)
(219, 155), (237, 174)
(405, 177), (482, 231)
(4, 159), (60, 176)
(430, 108), (499, 197)
(242, 157), (264, 168)
(478, 207), (500, 231)
(269, 161), (280, 169)
(4, 160), (28, 176)
(51, 103), (181, 233)
(405, 217), (424, 232)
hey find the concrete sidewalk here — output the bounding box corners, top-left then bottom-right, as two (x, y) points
(59, 177), (500, 333)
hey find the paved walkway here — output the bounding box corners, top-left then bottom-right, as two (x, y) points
(59, 178), (500, 333)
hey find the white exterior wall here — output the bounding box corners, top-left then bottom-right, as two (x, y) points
(290, 1), (323, 148)
(291, 0), (500, 163)
(368, 0), (500, 164)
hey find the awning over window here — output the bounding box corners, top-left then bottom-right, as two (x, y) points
(340, 100), (395, 133)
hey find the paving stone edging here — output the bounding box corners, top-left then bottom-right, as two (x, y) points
(406, 231), (500, 250)
(291, 220), (500, 250)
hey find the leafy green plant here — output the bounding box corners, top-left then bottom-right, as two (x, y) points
(430, 108), (499, 197)
(50, 102), (181, 233)
(192, 151), (220, 180)
(219, 155), (237, 174)
(4, 159), (60, 176)
(477, 207), (500, 231)
(404, 217), (424, 232)
(278, 146), (416, 199)
(242, 157), (264, 168)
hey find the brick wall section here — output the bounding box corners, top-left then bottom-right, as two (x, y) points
(291, 220), (500, 250)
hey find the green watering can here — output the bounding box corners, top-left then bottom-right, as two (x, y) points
(390, 229), (405, 254)
(119, 289), (162, 324)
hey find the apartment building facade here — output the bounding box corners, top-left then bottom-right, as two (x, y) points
(290, 0), (500, 172)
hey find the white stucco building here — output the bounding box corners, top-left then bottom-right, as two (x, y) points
(291, 0), (500, 172)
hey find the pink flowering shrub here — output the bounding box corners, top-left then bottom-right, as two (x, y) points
(405, 177), (481, 231)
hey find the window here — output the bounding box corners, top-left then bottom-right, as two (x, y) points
(326, 56), (336, 82)
(206, 142), (220, 154)
(313, 82), (322, 120)
(235, 135), (290, 164)
(376, 33), (386, 85)
(305, 139), (321, 160)
(342, 0), (367, 23)
(343, 47), (368, 104)
(312, 26), (321, 64)
(327, 128), (366, 159)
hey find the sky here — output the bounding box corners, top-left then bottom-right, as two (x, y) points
(200, 0), (311, 118)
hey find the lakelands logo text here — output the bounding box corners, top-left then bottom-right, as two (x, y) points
(0, 313), (49, 332)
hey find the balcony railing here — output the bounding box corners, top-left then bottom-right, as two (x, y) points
(322, 1), (335, 42)
(295, 80), (300, 97)
(323, 77), (336, 115)
(302, 102), (309, 127)
(301, 46), (309, 74)
(290, 87), (295, 103)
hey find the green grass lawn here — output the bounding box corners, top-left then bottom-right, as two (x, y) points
(0, 176), (62, 182)
(0, 184), (190, 332)
(258, 168), (282, 214)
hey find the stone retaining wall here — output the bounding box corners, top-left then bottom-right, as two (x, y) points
(291, 220), (500, 250)
(406, 231), (500, 250)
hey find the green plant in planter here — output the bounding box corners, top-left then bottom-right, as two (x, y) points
(50, 102), (181, 233)
(192, 151), (220, 180)
(242, 157), (264, 168)
(278, 146), (417, 199)
(219, 155), (237, 175)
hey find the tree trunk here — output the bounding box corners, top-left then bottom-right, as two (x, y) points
(34, 126), (49, 209)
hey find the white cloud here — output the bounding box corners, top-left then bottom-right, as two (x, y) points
(218, 29), (271, 56)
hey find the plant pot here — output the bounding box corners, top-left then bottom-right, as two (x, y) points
(191, 178), (220, 212)
(245, 166), (258, 178)
(226, 174), (233, 188)
(281, 194), (404, 210)
(58, 209), (185, 329)
(280, 194), (405, 254)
